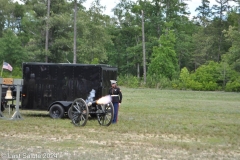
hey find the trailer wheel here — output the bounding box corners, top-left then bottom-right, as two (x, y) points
(70, 98), (89, 126)
(1, 102), (6, 112)
(67, 107), (73, 119)
(97, 102), (114, 126)
(49, 104), (64, 119)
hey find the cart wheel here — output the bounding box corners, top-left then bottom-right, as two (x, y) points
(97, 102), (114, 126)
(70, 98), (89, 126)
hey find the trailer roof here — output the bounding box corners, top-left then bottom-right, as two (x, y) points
(22, 62), (117, 70)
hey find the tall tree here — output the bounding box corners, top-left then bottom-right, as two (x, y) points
(110, 0), (135, 74)
(141, 10), (146, 83)
(0, 29), (27, 66)
(45, 0), (50, 62)
(0, 0), (21, 35)
(211, 0), (232, 62)
(224, 25), (240, 71)
(72, 0), (86, 63)
(77, 0), (111, 64)
(194, 0), (212, 27)
(175, 16), (196, 70)
(162, 0), (189, 21)
(147, 22), (178, 80)
(191, 27), (214, 70)
(23, 0), (53, 62)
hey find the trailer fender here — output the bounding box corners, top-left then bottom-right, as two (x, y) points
(48, 101), (73, 112)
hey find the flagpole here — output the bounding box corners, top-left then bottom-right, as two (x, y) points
(0, 61), (3, 77)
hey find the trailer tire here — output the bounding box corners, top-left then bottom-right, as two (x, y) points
(1, 102), (7, 112)
(49, 104), (64, 119)
(67, 106), (73, 119)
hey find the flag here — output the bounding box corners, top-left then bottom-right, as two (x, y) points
(2, 62), (13, 71)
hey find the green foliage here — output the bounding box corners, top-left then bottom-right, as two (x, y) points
(191, 27), (215, 69)
(12, 66), (23, 78)
(175, 24), (195, 69)
(117, 75), (140, 88)
(188, 61), (219, 91)
(146, 74), (172, 89)
(146, 74), (160, 88)
(223, 25), (240, 72)
(179, 67), (191, 89)
(174, 61), (232, 91)
(0, 0), (239, 92)
(171, 78), (180, 89)
(223, 62), (240, 92)
(1, 66), (22, 78)
(202, 81), (218, 91)
(147, 22), (179, 80)
(188, 80), (203, 91)
(117, 60), (240, 92)
(225, 79), (240, 92)
(194, 0), (211, 27)
(193, 61), (219, 82)
(0, 29), (27, 66)
(90, 58), (99, 64)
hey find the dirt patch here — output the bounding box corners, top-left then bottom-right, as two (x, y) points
(1, 130), (239, 160)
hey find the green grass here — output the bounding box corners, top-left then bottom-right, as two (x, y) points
(0, 87), (240, 159)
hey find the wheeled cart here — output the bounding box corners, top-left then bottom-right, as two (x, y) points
(69, 98), (114, 126)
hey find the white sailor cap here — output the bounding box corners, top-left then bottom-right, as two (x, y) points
(110, 80), (117, 84)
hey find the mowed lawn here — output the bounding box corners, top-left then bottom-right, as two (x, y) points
(0, 87), (240, 160)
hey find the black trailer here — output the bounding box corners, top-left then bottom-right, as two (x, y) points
(21, 62), (117, 120)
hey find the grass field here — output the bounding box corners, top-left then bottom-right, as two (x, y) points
(0, 87), (240, 160)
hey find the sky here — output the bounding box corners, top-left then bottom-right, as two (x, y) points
(83, 0), (237, 17)
(14, 0), (237, 17)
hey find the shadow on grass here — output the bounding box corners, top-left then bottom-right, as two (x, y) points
(18, 109), (49, 118)
(22, 113), (92, 121)
(20, 110), (98, 123)
(22, 112), (50, 118)
(88, 115), (98, 121)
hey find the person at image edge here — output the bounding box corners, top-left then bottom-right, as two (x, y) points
(109, 80), (122, 124)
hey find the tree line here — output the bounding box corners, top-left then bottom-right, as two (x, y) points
(0, 0), (240, 91)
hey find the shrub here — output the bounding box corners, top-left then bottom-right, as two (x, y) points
(188, 80), (203, 91)
(117, 75), (140, 88)
(171, 79), (180, 89)
(146, 74), (172, 89)
(225, 80), (240, 92)
(179, 67), (191, 90)
(202, 81), (218, 91)
(1, 66), (22, 78)
(146, 74), (160, 88)
(188, 61), (222, 91)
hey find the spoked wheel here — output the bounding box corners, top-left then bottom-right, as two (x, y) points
(97, 102), (114, 126)
(70, 98), (89, 126)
